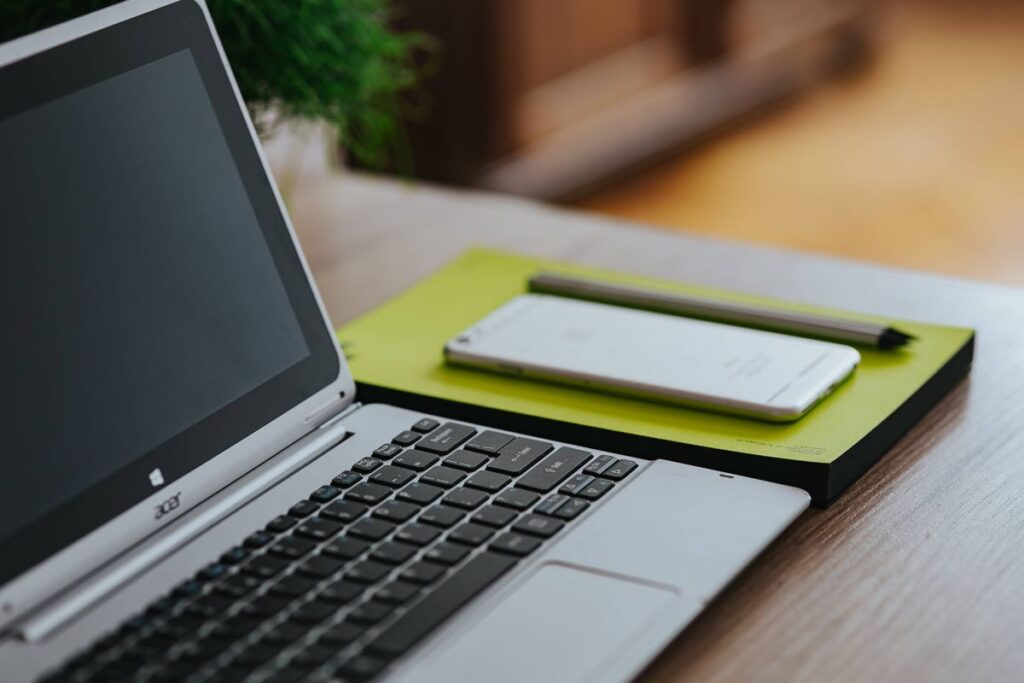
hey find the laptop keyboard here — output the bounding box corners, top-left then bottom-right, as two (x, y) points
(41, 418), (638, 683)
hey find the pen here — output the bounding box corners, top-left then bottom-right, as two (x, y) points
(528, 271), (915, 349)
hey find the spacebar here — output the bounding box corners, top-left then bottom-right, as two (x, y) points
(366, 552), (518, 658)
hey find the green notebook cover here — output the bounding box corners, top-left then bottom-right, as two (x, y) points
(337, 249), (974, 505)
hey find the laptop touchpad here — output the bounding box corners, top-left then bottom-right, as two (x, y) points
(395, 562), (677, 683)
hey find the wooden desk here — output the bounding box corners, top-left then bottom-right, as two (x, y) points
(287, 173), (1024, 682)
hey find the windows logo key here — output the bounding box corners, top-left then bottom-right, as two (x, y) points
(148, 468), (165, 488)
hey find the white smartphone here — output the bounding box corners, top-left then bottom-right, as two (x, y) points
(444, 294), (860, 422)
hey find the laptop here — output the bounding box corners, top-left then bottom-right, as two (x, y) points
(0, 2), (809, 681)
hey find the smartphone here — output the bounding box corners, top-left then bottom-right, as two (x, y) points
(444, 294), (860, 422)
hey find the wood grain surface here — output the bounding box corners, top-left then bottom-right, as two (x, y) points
(284, 172), (1024, 682)
(577, 0), (1024, 288)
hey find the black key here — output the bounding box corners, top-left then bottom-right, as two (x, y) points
(197, 562), (228, 582)
(516, 447), (592, 493)
(149, 595), (178, 613)
(603, 459), (638, 480)
(442, 487), (488, 510)
(296, 554), (346, 579)
(269, 574), (316, 598)
(210, 616), (252, 641)
(266, 668), (307, 683)
(310, 485), (341, 503)
(395, 523), (441, 546)
(345, 482), (392, 505)
(424, 542), (471, 566)
(289, 500), (320, 518)
(337, 655), (388, 681)
(371, 541), (419, 565)
(178, 637), (229, 661)
(266, 515), (297, 533)
(220, 546), (250, 565)
(555, 498), (590, 520)
(289, 644), (336, 669)
(488, 438), (553, 475)
(352, 457), (384, 474)
(215, 573), (261, 599)
(465, 470), (511, 493)
(579, 478), (614, 500)
(185, 595), (229, 618)
(332, 471), (362, 488)
(373, 500), (419, 523)
(244, 531), (273, 549)
(392, 430), (421, 446)
(448, 522), (495, 546)
(346, 561), (392, 584)
(319, 621), (364, 645)
(443, 449), (489, 471)
(419, 505), (465, 529)
(349, 518), (396, 542)
(513, 514), (564, 538)
(396, 482), (444, 505)
(322, 536), (369, 560)
(374, 581), (421, 605)
(211, 665), (250, 682)
(291, 601), (335, 625)
(412, 418), (440, 433)
(415, 423), (477, 455)
(420, 465), (467, 488)
(373, 443), (403, 460)
(320, 499), (368, 523)
(490, 532), (542, 557)
(393, 451), (439, 472)
(242, 554), (288, 579)
(370, 465), (416, 488)
(268, 536), (316, 560)
(241, 595), (288, 619)
(400, 560), (447, 585)
(535, 494), (569, 516)
(367, 553), (517, 658)
(155, 615), (200, 640)
(294, 517), (343, 542)
(494, 489), (540, 510)
(583, 454), (616, 476)
(464, 430), (514, 455)
(472, 505), (517, 528)
(349, 601), (394, 625)
(559, 473), (595, 496)
(319, 579), (364, 605)
(234, 643), (278, 667)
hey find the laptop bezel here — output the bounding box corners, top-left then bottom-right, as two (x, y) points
(0, 0), (355, 633)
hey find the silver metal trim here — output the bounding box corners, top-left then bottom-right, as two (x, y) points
(16, 420), (349, 642)
(0, 0), (358, 634)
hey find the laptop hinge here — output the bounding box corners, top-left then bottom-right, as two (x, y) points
(14, 418), (351, 643)
(304, 394), (351, 428)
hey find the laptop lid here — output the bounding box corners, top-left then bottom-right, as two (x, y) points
(0, 0), (353, 632)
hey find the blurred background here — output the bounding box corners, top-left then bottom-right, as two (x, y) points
(379, 0), (1024, 286)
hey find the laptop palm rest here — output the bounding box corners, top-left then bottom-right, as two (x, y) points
(385, 459), (807, 683)
(391, 561), (677, 683)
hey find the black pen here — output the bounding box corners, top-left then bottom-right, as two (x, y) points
(529, 272), (916, 349)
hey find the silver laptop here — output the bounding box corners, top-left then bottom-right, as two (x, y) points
(0, 2), (809, 681)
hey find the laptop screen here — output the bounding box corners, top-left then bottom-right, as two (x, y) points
(0, 2), (340, 587)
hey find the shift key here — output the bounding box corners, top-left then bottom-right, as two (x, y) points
(487, 438), (553, 475)
(515, 448), (591, 492)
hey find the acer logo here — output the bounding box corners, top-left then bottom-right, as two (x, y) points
(154, 492), (182, 520)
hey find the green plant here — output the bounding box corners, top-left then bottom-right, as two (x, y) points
(0, 0), (427, 169)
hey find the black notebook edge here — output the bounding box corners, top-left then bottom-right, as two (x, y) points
(355, 333), (974, 507)
(825, 331), (974, 503)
